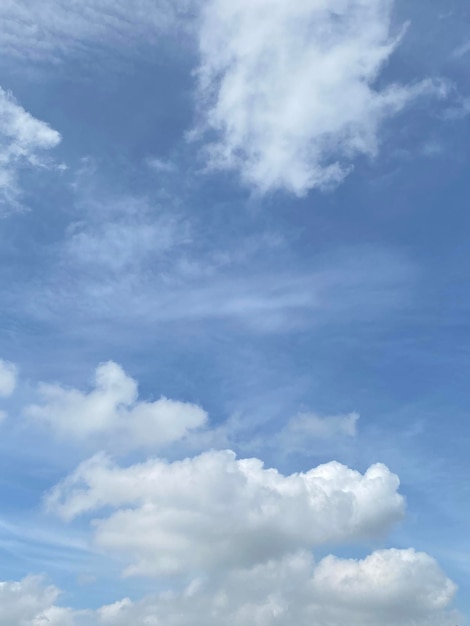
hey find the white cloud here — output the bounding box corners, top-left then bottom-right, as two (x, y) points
(0, 576), (75, 626)
(26, 361), (207, 451)
(0, 358), (17, 397)
(196, 0), (446, 195)
(47, 449), (405, 576)
(313, 549), (456, 616)
(0, 87), (61, 212)
(88, 549), (457, 626)
(0, 551), (457, 626)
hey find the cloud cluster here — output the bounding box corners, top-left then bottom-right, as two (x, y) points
(0, 359), (458, 624)
(0, 87), (61, 212)
(0, 2), (463, 625)
(47, 449), (405, 576)
(0, 576), (74, 626)
(26, 361), (207, 451)
(0, 550), (457, 626)
(196, 0), (444, 195)
(90, 549), (457, 626)
(0, 0), (451, 202)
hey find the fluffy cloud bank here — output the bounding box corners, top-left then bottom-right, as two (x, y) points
(7, 363), (458, 624)
(47, 449), (405, 576)
(0, 550), (457, 626)
(197, 0), (445, 195)
(93, 550), (457, 626)
(26, 361), (207, 451)
(0, 88), (61, 212)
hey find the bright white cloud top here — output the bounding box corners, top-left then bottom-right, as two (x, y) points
(47, 450), (405, 576)
(197, 0), (445, 195)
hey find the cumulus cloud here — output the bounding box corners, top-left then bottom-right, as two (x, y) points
(26, 361), (207, 451)
(313, 549), (456, 617)
(0, 550), (458, 626)
(85, 549), (457, 626)
(0, 576), (75, 626)
(196, 0), (446, 195)
(0, 358), (17, 397)
(0, 87), (61, 212)
(47, 449), (405, 576)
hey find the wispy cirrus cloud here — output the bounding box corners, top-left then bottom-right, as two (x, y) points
(0, 0), (192, 65)
(0, 87), (61, 213)
(8, 235), (417, 339)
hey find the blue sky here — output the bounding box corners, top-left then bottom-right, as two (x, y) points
(0, 1), (469, 624)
